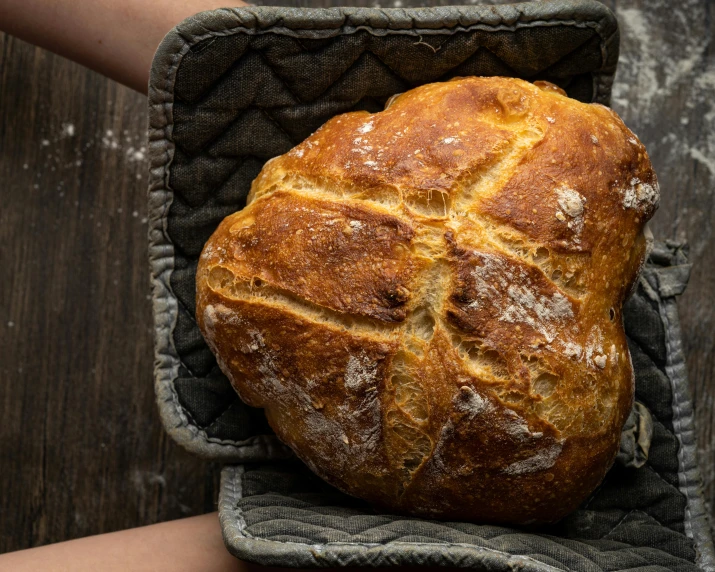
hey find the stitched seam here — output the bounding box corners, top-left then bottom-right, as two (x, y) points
(602, 509), (639, 540)
(660, 295), (694, 536)
(258, 108), (302, 146)
(488, 536), (604, 572)
(209, 12), (609, 37)
(204, 400), (240, 432)
(544, 537), (651, 568)
(182, 20), (609, 113)
(171, 107), (253, 161)
(168, 154), (260, 211)
(151, 21), (283, 455)
(178, 19), (611, 129)
(233, 466), (253, 537)
(227, 478), (697, 568)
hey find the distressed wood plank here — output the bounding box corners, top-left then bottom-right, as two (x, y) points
(0, 0), (712, 552)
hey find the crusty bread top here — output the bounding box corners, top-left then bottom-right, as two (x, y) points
(196, 77), (659, 523)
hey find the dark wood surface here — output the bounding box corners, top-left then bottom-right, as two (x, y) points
(1, 0), (713, 553)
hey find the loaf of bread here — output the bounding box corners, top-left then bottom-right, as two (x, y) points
(196, 77), (659, 524)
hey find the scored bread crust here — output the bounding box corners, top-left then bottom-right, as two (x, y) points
(196, 77), (659, 524)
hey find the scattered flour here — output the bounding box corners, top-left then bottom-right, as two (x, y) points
(344, 353), (378, 391)
(611, 2), (713, 261)
(502, 408), (539, 442)
(689, 147), (715, 177)
(468, 252), (574, 343)
(126, 146), (146, 162)
(102, 129), (120, 149)
(455, 386), (490, 416)
(622, 177), (659, 210)
(500, 285), (573, 343)
(560, 341), (583, 360)
(585, 326), (605, 370)
(555, 185), (586, 243)
(357, 120), (374, 134)
(503, 442), (563, 475)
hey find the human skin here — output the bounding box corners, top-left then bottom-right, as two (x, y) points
(0, 0), (248, 93)
(0, 1), (253, 569)
(0, 513), (245, 571)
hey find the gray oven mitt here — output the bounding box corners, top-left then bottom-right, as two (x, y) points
(148, 1), (714, 569)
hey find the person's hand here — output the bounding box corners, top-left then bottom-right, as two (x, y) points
(0, 0), (249, 93)
(0, 513), (246, 571)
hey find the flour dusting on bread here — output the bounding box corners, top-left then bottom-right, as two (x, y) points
(345, 353), (379, 391)
(555, 185), (586, 244)
(622, 177), (659, 210)
(504, 442), (563, 475)
(197, 76), (658, 524)
(501, 285), (573, 343)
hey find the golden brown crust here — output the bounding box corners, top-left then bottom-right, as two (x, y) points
(196, 77), (659, 524)
(202, 191), (426, 322)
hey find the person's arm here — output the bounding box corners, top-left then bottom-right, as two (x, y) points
(0, 0), (248, 93)
(0, 513), (246, 572)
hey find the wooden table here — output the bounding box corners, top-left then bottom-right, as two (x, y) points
(1, 0), (713, 552)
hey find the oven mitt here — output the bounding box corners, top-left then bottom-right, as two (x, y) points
(147, 2), (714, 569)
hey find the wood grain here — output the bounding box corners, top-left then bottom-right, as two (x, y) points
(0, 0), (713, 553)
(0, 34), (220, 552)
